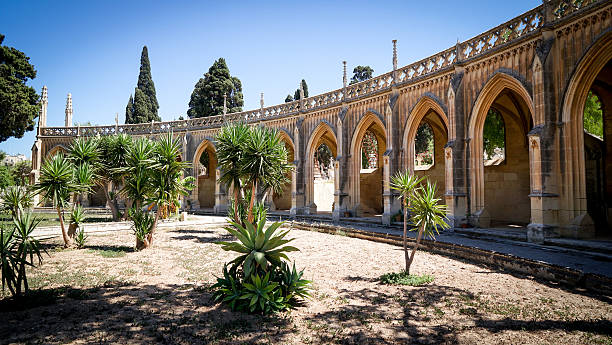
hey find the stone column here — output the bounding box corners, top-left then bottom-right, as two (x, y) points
(333, 108), (350, 221)
(214, 168), (228, 215)
(290, 122), (305, 216)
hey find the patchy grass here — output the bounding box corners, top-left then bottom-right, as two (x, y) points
(87, 248), (127, 258)
(379, 272), (434, 286)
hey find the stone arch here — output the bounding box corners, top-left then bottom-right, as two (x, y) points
(45, 144), (69, 160)
(560, 30), (612, 229)
(193, 139), (217, 209)
(305, 121), (338, 214)
(273, 129), (295, 211)
(468, 72), (535, 226)
(402, 96), (449, 173)
(350, 112), (387, 216)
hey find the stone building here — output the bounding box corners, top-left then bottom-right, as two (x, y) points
(31, 0), (612, 242)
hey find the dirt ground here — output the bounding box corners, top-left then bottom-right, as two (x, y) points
(0, 222), (610, 344)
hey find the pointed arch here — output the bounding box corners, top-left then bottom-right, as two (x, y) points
(305, 121), (338, 213)
(274, 128), (296, 211)
(402, 96), (449, 173)
(468, 72), (535, 217)
(45, 144), (69, 160)
(193, 139), (217, 209)
(560, 31), (612, 225)
(350, 112), (387, 216)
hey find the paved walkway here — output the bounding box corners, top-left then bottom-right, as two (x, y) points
(35, 214), (612, 278)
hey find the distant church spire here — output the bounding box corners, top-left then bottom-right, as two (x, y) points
(65, 93), (73, 127)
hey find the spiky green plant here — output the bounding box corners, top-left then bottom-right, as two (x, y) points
(0, 226), (17, 296)
(217, 218), (298, 278)
(33, 153), (82, 247)
(216, 122), (250, 223)
(1, 186), (33, 219)
(98, 134), (133, 221)
(390, 171), (424, 272)
(11, 211), (44, 296)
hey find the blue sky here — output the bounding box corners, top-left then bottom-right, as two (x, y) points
(0, 0), (539, 157)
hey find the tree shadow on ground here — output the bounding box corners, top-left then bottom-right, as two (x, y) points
(169, 228), (234, 244)
(85, 244), (135, 253)
(0, 282), (293, 344)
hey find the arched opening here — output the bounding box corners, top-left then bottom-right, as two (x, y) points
(469, 73), (535, 228)
(412, 111), (448, 201)
(351, 114), (386, 217)
(561, 32), (612, 237)
(582, 64), (612, 235)
(193, 141), (217, 209)
(273, 135), (295, 211)
(45, 145), (67, 160)
(306, 123), (337, 214)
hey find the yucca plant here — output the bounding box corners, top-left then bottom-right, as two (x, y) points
(216, 122), (250, 223)
(98, 134), (133, 221)
(405, 180), (450, 274)
(217, 218), (298, 277)
(390, 172), (424, 272)
(11, 211), (45, 296)
(33, 153), (82, 247)
(129, 208), (155, 250)
(68, 205), (86, 242)
(0, 226), (17, 296)
(1, 186), (33, 219)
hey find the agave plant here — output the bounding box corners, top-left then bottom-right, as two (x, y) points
(1, 186), (33, 219)
(241, 272), (284, 314)
(217, 218), (298, 277)
(212, 264), (244, 311)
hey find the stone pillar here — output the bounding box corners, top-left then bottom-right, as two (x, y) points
(333, 108), (350, 221)
(290, 122), (305, 216)
(214, 168), (228, 215)
(65, 93), (73, 127)
(290, 163), (298, 215)
(382, 91), (401, 225)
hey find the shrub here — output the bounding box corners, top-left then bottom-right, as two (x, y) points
(130, 208), (154, 250)
(213, 219), (310, 314)
(1, 186), (33, 218)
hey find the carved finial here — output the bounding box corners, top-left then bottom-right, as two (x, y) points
(42, 86), (48, 104)
(65, 93), (73, 127)
(260, 92), (264, 108)
(392, 40), (398, 72)
(223, 93), (227, 115)
(299, 82), (304, 100)
(343, 61), (347, 88)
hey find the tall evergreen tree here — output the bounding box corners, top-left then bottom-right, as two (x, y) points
(292, 79), (309, 100)
(284, 94), (293, 103)
(0, 34), (40, 142)
(188, 58), (243, 118)
(125, 94), (134, 123)
(125, 46), (160, 123)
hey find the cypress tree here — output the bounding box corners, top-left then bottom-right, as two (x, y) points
(187, 58), (243, 118)
(292, 79), (309, 100)
(125, 94), (134, 123)
(284, 94), (293, 103)
(125, 46), (160, 123)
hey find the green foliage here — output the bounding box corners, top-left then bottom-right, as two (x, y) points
(584, 91), (603, 138)
(188, 58), (243, 118)
(213, 220), (310, 314)
(34, 153), (80, 209)
(284, 94), (293, 103)
(483, 109), (505, 158)
(361, 131), (378, 169)
(415, 123), (434, 159)
(0, 34), (40, 143)
(292, 79), (309, 100)
(350, 65), (374, 85)
(125, 46), (160, 124)
(129, 208), (154, 243)
(379, 272), (434, 286)
(69, 205), (86, 225)
(1, 186), (32, 218)
(74, 228), (87, 249)
(0, 165), (14, 189)
(409, 180), (450, 240)
(315, 144), (333, 175)
(0, 211), (45, 297)
(11, 160), (31, 186)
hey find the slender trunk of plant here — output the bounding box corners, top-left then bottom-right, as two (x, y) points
(103, 182), (120, 221)
(57, 206), (72, 247)
(406, 223), (425, 275)
(403, 198), (409, 272)
(123, 199), (133, 220)
(233, 180), (241, 223)
(247, 181), (257, 223)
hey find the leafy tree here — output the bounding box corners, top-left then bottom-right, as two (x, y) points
(284, 94), (293, 103)
(483, 109), (505, 158)
(315, 144), (333, 176)
(292, 79), (309, 101)
(125, 46), (160, 124)
(1, 186), (32, 219)
(188, 58), (243, 118)
(0, 34), (40, 143)
(0, 165), (14, 189)
(350, 65), (374, 85)
(11, 160), (31, 186)
(584, 91), (603, 138)
(0, 151), (5, 161)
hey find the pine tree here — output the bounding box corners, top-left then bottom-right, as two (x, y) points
(350, 65), (374, 84)
(187, 58), (243, 118)
(125, 94), (134, 123)
(125, 46), (160, 123)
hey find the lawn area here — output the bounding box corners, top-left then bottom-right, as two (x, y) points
(0, 224), (610, 344)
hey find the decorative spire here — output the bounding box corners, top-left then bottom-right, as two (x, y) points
(299, 82), (304, 100)
(115, 112), (119, 132)
(223, 93), (227, 115)
(392, 40), (398, 72)
(343, 61), (347, 89)
(38, 86), (48, 128)
(260, 92), (264, 109)
(41, 86), (48, 104)
(65, 93), (73, 127)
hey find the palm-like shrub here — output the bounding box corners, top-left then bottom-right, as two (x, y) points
(98, 134), (133, 221)
(33, 153), (82, 247)
(216, 122), (250, 223)
(1, 211), (45, 297)
(68, 205), (86, 246)
(120, 138), (156, 210)
(390, 172), (423, 272)
(213, 219), (310, 314)
(1, 186), (33, 218)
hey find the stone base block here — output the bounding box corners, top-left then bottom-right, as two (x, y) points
(527, 223), (559, 243)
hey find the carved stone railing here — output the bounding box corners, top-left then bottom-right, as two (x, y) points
(38, 0), (607, 138)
